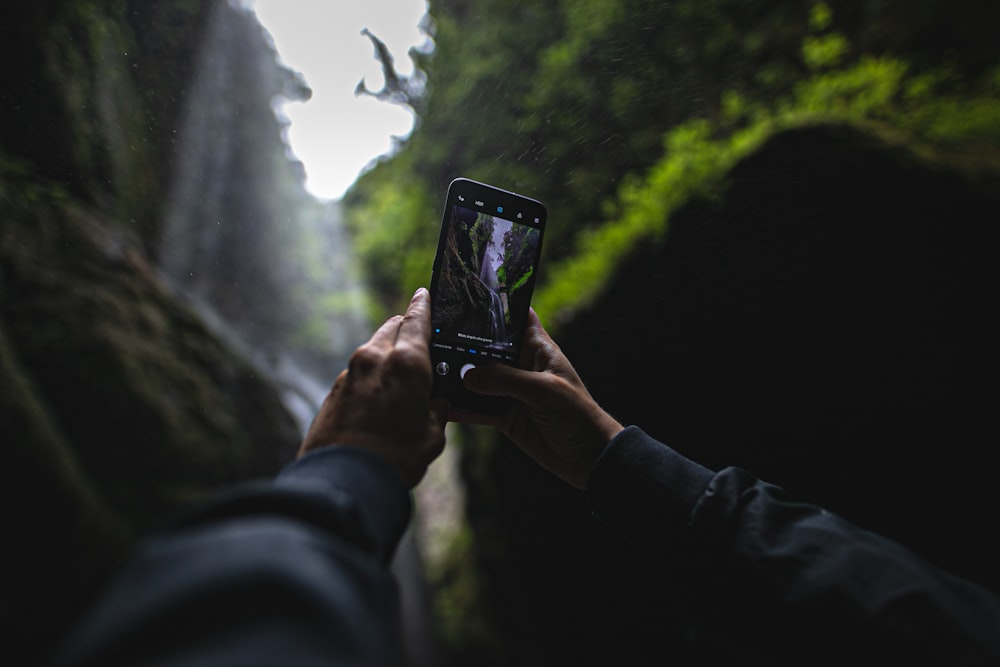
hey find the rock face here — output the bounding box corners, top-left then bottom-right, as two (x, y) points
(0, 1), (303, 656)
(458, 124), (1000, 666)
(3, 2), (998, 665)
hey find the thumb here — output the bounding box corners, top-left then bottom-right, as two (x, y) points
(463, 363), (537, 402)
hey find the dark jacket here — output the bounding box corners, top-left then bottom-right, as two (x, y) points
(52, 447), (411, 667)
(54, 429), (1000, 665)
(590, 426), (1000, 665)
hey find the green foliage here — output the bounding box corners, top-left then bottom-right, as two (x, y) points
(791, 56), (908, 118)
(0, 155), (71, 207)
(343, 158), (439, 320)
(809, 2), (834, 31)
(40, 1), (156, 217)
(503, 223), (537, 291)
(509, 265), (533, 294)
(334, 2), (1000, 660)
(895, 64), (1000, 146)
(533, 20), (1000, 324)
(533, 117), (773, 324)
(802, 33), (851, 70)
(343, 0), (1000, 327)
(344, 0), (821, 313)
(285, 212), (376, 362)
(469, 214), (494, 275)
(425, 523), (499, 657)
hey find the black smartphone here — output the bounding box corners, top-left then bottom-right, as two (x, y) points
(429, 177), (546, 414)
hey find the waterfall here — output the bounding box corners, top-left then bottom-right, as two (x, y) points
(156, 0), (371, 434)
(478, 233), (508, 348)
(152, 6), (444, 664)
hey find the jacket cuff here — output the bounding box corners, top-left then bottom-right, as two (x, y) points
(587, 425), (715, 549)
(274, 447), (412, 563)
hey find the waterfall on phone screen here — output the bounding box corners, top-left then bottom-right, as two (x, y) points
(479, 240), (508, 346)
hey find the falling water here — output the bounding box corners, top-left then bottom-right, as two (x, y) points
(156, 6), (454, 663)
(477, 248), (507, 345)
(157, 0), (371, 433)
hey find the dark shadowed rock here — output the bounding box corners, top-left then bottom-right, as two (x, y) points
(458, 123), (1000, 666)
(0, 1), (304, 658)
(1, 165), (302, 660)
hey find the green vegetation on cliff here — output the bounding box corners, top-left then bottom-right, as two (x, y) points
(342, 0), (1000, 328)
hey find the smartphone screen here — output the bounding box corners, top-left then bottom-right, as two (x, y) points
(429, 177), (546, 414)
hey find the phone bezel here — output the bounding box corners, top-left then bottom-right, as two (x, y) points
(428, 177), (546, 414)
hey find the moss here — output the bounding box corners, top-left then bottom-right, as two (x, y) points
(2, 164), (298, 522)
(426, 523), (501, 660)
(533, 25), (1000, 329)
(39, 2), (145, 212)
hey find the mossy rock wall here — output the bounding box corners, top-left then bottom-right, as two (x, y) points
(0, 1), (302, 658)
(455, 123), (1000, 666)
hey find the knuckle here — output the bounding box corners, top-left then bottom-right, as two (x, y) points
(385, 345), (429, 376)
(348, 343), (381, 373)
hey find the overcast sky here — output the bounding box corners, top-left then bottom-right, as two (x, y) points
(250, 0), (430, 201)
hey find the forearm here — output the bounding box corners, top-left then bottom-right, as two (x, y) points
(52, 447), (412, 667)
(587, 426), (1000, 663)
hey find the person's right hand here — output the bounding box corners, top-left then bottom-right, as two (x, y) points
(453, 308), (624, 489)
(299, 287), (448, 488)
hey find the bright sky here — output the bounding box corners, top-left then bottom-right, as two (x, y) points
(250, 0), (430, 201)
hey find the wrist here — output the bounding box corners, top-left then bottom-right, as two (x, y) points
(576, 409), (624, 489)
(279, 447), (413, 562)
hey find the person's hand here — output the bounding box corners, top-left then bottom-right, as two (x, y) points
(453, 308), (624, 489)
(299, 288), (448, 488)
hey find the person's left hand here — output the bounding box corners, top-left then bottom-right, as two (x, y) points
(299, 287), (448, 488)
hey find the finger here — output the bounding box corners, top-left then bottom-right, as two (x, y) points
(519, 307), (549, 367)
(430, 397), (450, 429)
(367, 313), (404, 351)
(326, 368), (349, 396)
(396, 287), (432, 349)
(448, 407), (505, 427)
(464, 363), (547, 404)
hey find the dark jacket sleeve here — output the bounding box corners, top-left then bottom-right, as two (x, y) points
(51, 447), (413, 667)
(587, 426), (1000, 665)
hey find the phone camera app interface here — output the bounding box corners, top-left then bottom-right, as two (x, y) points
(431, 201), (542, 363)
